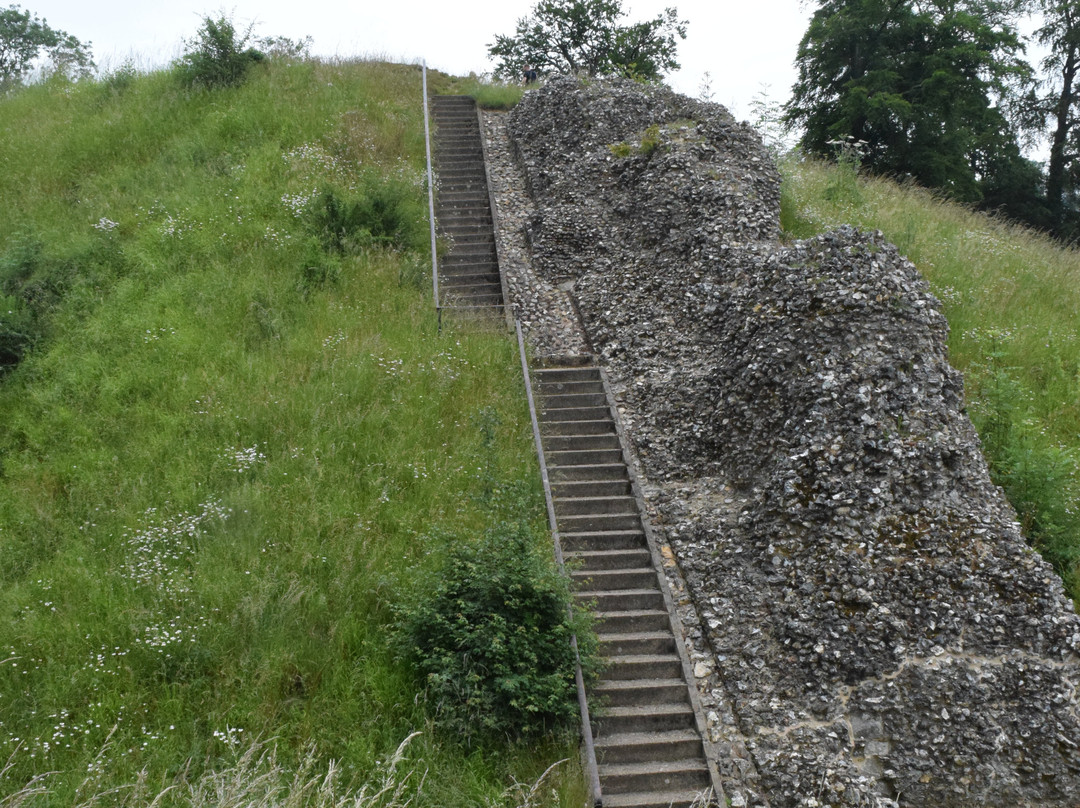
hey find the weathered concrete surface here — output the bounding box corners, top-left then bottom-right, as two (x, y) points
(502, 76), (1080, 808)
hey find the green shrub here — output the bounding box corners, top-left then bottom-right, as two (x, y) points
(177, 16), (266, 89)
(398, 521), (593, 745)
(308, 183), (423, 254)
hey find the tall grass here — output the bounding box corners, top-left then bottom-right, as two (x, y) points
(426, 71), (526, 110)
(780, 154), (1080, 603)
(0, 59), (583, 806)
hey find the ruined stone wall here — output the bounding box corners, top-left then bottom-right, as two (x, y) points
(503, 77), (1080, 807)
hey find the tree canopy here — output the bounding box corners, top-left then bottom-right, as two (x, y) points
(488, 0), (687, 82)
(785, 0), (1032, 205)
(0, 4), (93, 89)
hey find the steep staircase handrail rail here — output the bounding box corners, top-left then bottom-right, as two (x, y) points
(515, 320), (603, 808)
(421, 61), (440, 314)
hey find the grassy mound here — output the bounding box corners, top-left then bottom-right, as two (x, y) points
(0, 59), (583, 806)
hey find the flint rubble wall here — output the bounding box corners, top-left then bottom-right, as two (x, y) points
(484, 76), (1080, 808)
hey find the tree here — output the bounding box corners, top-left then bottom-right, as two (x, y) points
(785, 0), (1032, 204)
(488, 0), (687, 82)
(1026, 0), (1080, 232)
(0, 4), (93, 89)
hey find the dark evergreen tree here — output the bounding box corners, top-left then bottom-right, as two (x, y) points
(1028, 0), (1080, 235)
(785, 0), (1032, 205)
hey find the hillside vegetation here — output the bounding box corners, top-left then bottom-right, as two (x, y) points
(781, 154), (1080, 604)
(0, 59), (583, 806)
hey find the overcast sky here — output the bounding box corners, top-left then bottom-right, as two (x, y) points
(29, 0), (812, 122)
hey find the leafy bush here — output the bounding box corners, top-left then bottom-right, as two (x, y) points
(398, 521), (593, 745)
(177, 16), (265, 89)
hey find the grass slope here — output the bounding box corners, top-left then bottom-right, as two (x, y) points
(0, 61), (582, 806)
(782, 155), (1080, 604)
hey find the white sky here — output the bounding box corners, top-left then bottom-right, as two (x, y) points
(29, 0), (812, 122)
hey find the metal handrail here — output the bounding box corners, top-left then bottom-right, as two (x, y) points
(515, 319), (603, 808)
(421, 61), (440, 320)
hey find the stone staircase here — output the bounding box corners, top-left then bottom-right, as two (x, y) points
(430, 95), (504, 315)
(428, 91), (720, 807)
(533, 362), (720, 808)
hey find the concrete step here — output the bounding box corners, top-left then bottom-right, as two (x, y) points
(598, 630), (677, 657)
(554, 495), (637, 517)
(602, 655), (684, 683)
(437, 193), (490, 205)
(441, 271), (502, 287)
(561, 529), (648, 552)
(444, 245), (496, 260)
(560, 512), (643, 532)
(573, 568), (659, 592)
(431, 95), (476, 105)
(438, 305), (504, 320)
(577, 588), (666, 611)
(546, 449), (625, 466)
(539, 404), (612, 422)
(540, 391), (608, 409)
(549, 462), (628, 482)
(442, 291), (502, 306)
(442, 270), (499, 285)
(594, 729), (705, 765)
(437, 214), (493, 228)
(441, 254), (497, 269)
(543, 433), (622, 451)
(439, 228), (494, 242)
(541, 419), (616, 438)
(436, 152), (483, 164)
(441, 282), (503, 298)
(437, 161), (487, 174)
(552, 478), (631, 498)
(437, 206), (493, 219)
(593, 700), (696, 733)
(600, 759), (712, 796)
(539, 382), (605, 398)
(534, 366), (601, 384)
(593, 677), (691, 707)
(568, 547), (652, 570)
(437, 172), (486, 184)
(436, 177), (487, 190)
(594, 609), (672, 634)
(600, 788), (713, 808)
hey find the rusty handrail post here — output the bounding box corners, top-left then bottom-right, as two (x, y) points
(516, 319), (603, 808)
(421, 60), (440, 315)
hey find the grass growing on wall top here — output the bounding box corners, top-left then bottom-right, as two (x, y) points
(780, 154), (1080, 604)
(0, 58), (586, 807)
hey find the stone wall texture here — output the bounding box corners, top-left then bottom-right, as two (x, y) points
(504, 77), (1080, 807)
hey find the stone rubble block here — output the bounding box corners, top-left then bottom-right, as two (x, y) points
(495, 75), (1080, 807)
